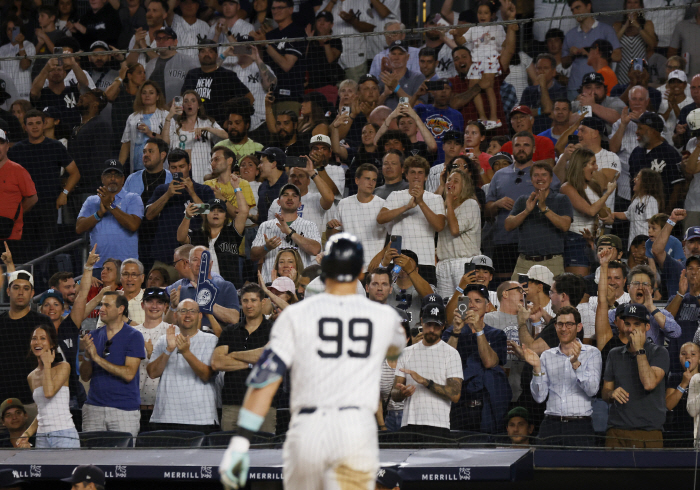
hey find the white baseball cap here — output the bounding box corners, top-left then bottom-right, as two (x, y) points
(310, 134), (331, 148)
(270, 276), (296, 293)
(8, 270), (34, 287)
(688, 108), (700, 132)
(668, 69), (688, 83)
(526, 265), (553, 286)
(0, 128), (7, 143)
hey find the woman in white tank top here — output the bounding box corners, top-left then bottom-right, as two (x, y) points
(16, 325), (79, 448)
(559, 148), (617, 276)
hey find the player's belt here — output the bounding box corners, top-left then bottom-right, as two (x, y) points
(545, 415), (591, 422)
(298, 406), (360, 415)
(521, 254), (561, 262)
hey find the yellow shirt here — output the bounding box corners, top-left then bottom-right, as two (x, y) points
(203, 178), (256, 209)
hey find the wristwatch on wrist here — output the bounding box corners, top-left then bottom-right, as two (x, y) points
(426, 379), (434, 390)
(636, 349), (647, 356)
(541, 206), (550, 214)
(286, 228), (296, 241)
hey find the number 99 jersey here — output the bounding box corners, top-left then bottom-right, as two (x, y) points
(267, 292), (406, 413)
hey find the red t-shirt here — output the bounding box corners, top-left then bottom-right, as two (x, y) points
(500, 135), (556, 162)
(450, 66), (510, 136)
(0, 159), (36, 240)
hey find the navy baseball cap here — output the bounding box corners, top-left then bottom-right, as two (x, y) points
(255, 147), (286, 167)
(39, 288), (64, 306)
(632, 112), (665, 134)
(442, 130), (462, 144)
(581, 116), (607, 135)
(618, 303), (650, 322)
(102, 159), (124, 175)
(237, 34), (253, 43)
(376, 467), (402, 488)
(488, 151), (513, 167)
(580, 72), (605, 87)
(61, 465), (105, 486)
(143, 287), (170, 302)
(358, 74), (379, 86)
(316, 10), (333, 22)
(464, 283), (490, 302)
(43, 105), (63, 119)
(685, 227), (700, 241)
(157, 26), (177, 39)
(421, 300), (446, 326)
(208, 198), (227, 211)
(388, 40), (408, 52)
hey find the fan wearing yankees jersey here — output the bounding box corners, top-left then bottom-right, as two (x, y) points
(219, 234), (406, 490)
(251, 183), (321, 283)
(377, 156), (445, 285)
(267, 156), (334, 236)
(392, 295), (463, 438)
(169, 0), (211, 60)
(422, 17), (457, 79)
(327, 164), (386, 270)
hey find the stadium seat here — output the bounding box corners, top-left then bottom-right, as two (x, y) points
(79, 431), (133, 448)
(135, 430), (205, 448)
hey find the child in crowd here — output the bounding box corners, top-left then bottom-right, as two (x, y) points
(666, 342), (700, 445)
(627, 234), (650, 269)
(646, 213), (686, 264)
(487, 135), (510, 155)
(611, 168), (663, 249)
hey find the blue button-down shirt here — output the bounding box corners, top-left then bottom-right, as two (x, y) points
(77, 188), (144, 267)
(531, 342), (602, 416)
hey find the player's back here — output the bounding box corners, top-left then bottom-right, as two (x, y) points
(268, 293), (405, 413)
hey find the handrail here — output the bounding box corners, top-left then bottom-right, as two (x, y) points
(16, 237), (87, 269)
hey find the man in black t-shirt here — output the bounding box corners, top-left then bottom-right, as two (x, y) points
(181, 39), (253, 127)
(0, 271), (52, 421)
(305, 12), (344, 91)
(268, 110), (309, 157)
(29, 58), (84, 140)
(211, 283), (275, 431)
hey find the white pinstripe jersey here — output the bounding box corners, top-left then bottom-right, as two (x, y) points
(268, 293), (406, 412)
(327, 195), (387, 270)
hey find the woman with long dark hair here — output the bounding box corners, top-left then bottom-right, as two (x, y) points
(464, 121), (494, 184)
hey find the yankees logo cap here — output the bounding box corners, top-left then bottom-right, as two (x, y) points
(464, 284), (490, 302)
(376, 467), (402, 488)
(469, 255), (494, 272)
(388, 40), (408, 52)
(309, 133), (331, 147)
(358, 74), (379, 86)
(617, 303), (650, 322)
(631, 111), (664, 134)
(208, 198), (227, 211)
(420, 293), (446, 325)
(61, 465), (105, 486)
(580, 116), (607, 136)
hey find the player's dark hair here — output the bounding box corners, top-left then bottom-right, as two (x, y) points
(240, 283), (265, 301)
(552, 273), (586, 307)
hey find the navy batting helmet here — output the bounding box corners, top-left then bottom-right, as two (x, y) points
(320, 233), (363, 283)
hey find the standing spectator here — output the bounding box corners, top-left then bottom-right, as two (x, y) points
(32, 6), (63, 81)
(665, 256), (700, 376)
(373, 105), (438, 164)
(303, 12), (343, 96)
(521, 54), (568, 135)
(505, 160), (573, 278)
(659, 70), (692, 144)
(144, 149), (214, 267)
(80, 291), (145, 437)
(133, 287), (173, 428)
(125, 0), (169, 68)
(425, 132), (466, 193)
(414, 79), (464, 164)
(392, 296), (463, 438)
(422, 18), (457, 80)
(212, 284), (275, 431)
(250, 0), (305, 110)
(332, 120), (381, 196)
(105, 61), (146, 153)
(377, 156), (445, 284)
(672, 75), (700, 150)
(561, 0), (621, 99)
(543, 28), (570, 86)
(572, 72), (627, 135)
(326, 163), (386, 270)
(147, 299), (218, 432)
(0, 270), (51, 421)
(119, 80), (168, 173)
(118, 0), (147, 50)
(532, 0), (575, 50)
(629, 112), (685, 213)
(169, 0), (211, 60)
(499, 106), (556, 166)
(335, 74), (380, 145)
(377, 41), (425, 110)
(251, 183), (321, 283)
(524, 305), (601, 446)
(255, 147), (288, 225)
(374, 150), (407, 200)
(76, 160), (144, 268)
(180, 40), (252, 127)
(71, 0), (120, 51)
(208, 0), (254, 45)
(658, 56), (690, 99)
(318, 0), (374, 82)
(444, 284), (510, 433)
(69, 87), (112, 192)
(613, 0), (657, 86)
(610, 60), (662, 111)
(538, 98), (573, 145)
(162, 91), (228, 184)
(92, 258), (147, 328)
(144, 27), (198, 104)
(214, 99), (265, 161)
(611, 168), (663, 249)
(587, 39), (618, 95)
(47, 271), (76, 316)
(227, 46), (276, 137)
(0, 17), (35, 100)
(602, 303), (668, 448)
(436, 169), (481, 298)
(369, 22), (420, 81)
(668, 7), (700, 79)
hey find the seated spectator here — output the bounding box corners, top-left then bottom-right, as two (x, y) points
(0, 398), (31, 448)
(610, 59), (662, 111)
(378, 41), (424, 110)
(162, 91), (228, 184)
(392, 295), (463, 438)
(561, 0), (621, 100)
(147, 299), (218, 433)
(436, 169), (481, 298)
(602, 303), (668, 448)
(119, 80), (169, 173)
(499, 106), (555, 166)
(613, 1), (658, 86)
(611, 169), (663, 249)
(76, 160), (144, 267)
(587, 39), (618, 95)
(71, 0), (120, 51)
(521, 54), (568, 135)
(667, 6), (700, 80)
(369, 22), (421, 81)
(659, 70), (692, 144)
(181, 40), (252, 128)
(212, 283), (275, 432)
(505, 406), (534, 447)
(558, 148), (617, 276)
(524, 305), (601, 446)
(144, 27), (198, 103)
(144, 149), (215, 267)
(538, 98), (573, 145)
(444, 284), (510, 433)
(629, 112), (684, 213)
(146, 268), (170, 288)
(505, 159), (573, 278)
(374, 150), (408, 200)
(377, 156), (445, 284)
(134, 287), (173, 426)
(178, 198), (247, 288)
(214, 98), (264, 162)
(80, 291), (145, 437)
(263, 110), (309, 157)
(20, 324), (80, 448)
(165, 245), (241, 330)
(571, 73), (626, 137)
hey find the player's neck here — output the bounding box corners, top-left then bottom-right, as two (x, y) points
(325, 279), (358, 295)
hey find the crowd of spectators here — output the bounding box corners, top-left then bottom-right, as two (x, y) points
(1, 0), (700, 450)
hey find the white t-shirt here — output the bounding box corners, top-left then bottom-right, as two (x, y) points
(624, 195), (658, 248)
(170, 14), (211, 59)
(252, 216), (321, 283)
(134, 322), (179, 406)
(595, 148), (620, 210)
(268, 191), (329, 237)
(570, 186), (601, 235)
(0, 41), (35, 100)
(268, 294), (406, 412)
(583, 291), (631, 339)
(168, 118), (224, 183)
(396, 340), (463, 429)
(610, 120), (638, 200)
(121, 110), (169, 173)
(308, 165), (345, 198)
(150, 330), (219, 425)
(435, 43), (458, 80)
(383, 189), (445, 266)
(326, 194), (387, 270)
(659, 95), (694, 145)
(504, 52), (533, 102)
(231, 62), (275, 130)
(437, 198), (481, 261)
